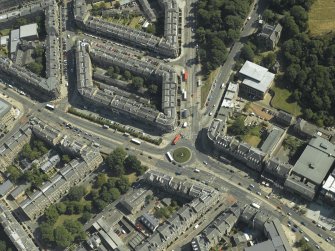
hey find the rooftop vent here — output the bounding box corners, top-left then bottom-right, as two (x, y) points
(320, 143), (328, 149)
(309, 163), (316, 169)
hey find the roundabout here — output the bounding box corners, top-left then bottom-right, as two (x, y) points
(173, 147), (192, 163)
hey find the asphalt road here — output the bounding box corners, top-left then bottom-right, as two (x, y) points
(1, 0), (334, 249)
(202, 0), (268, 125)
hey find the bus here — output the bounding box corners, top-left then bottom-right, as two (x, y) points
(93, 142), (100, 147)
(166, 151), (174, 162)
(251, 203), (260, 209)
(130, 138), (141, 145)
(45, 104), (55, 110)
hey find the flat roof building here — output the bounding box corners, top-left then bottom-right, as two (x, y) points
(285, 136), (335, 200)
(321, 169), (335, 204)
(239, 61), (275, 100)
(19, 23), (38, 40)
(0, 35), (9, 46)
(10, 28), (19, 54)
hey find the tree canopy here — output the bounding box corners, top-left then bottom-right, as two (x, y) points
(195, 0), (251, 73)
(281, 34), (335, 126)
(67, 186), (86, 201)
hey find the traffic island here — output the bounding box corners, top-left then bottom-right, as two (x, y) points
(173, 147), (191, 163)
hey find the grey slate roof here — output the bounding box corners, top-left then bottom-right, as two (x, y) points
(0, 180), (14, 197)
(260, 126), (284, 153)
(0, 203), (39, 251)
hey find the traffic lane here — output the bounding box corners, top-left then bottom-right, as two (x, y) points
(47, 108), (164, 154)
(196, 155), (332, 245)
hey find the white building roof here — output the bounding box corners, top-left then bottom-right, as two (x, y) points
(19, 23), (38, 39)
(322, 172), (335, 194)
(240, 61), (275, 93)
(10, 29), (20, 54)
(239, 61), (269, 82)
(0, 36), (9, 46)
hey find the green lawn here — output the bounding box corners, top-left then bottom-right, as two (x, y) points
(308, 0), (335, 36)
(129, 16), (142, 29)
(243, 125), (262, 147)
(271, 82), (302, 116)
(126, 172), (138, 184)
(244, 135), (261, 147)
(54, 214), (82, 227)
(0, 28), (10, 36)
(201, 68), (220, 108)
(173, 147), (192, 163)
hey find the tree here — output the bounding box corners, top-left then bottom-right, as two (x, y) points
(240, 44), (255, 62)
(262, 9), (275, 22)
(114, 66), (120, 74)
(54, 226), (73, 248)
(33, 46), (44, 58)
(39, 222), (54, 243)
(100, 186), (113, 202)
(62, 155), (70, 163)
(106, 66), (114, 76)
(146, 24), (156, 34)
(95, 173), (108, 188)
(23, 166), (48, 188)
(124, 155), (141, 174)
(63, 220), (86, 241)
(106, 147), (127, 176)
(224, 15), (243, 30)
(55, 202), (67, 214)
(93, 199), (107, 212)
(261, 52), (276, 68)
(290, 5), (308, 31)
(44, 205), (59, 225)
(148, 84), (158, 94)
(67, 186), (86, 201)
(79, 211), (91, 224)
(115, 176), (130, 194)
(132, 77), (144, 90)
(6, 165), (22, 183)
(114, 1), (120, 9)
(26, 62), (43, 76)
(228, 116), (247, 136)
(124, 70), (132, 81)
(282, 14), (300, 38)
(110, 188), (121, 201)
(0, 241), (6, 251)
(154, 207), (171, 219)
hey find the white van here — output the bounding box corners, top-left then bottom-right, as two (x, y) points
(194, 169), (200, 173)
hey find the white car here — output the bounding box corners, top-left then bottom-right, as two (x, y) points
(209, 112), (213, 116)
(256, 191), (261, 196)
(247, 16), (251, 20)
(203, 161), (208, 165)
